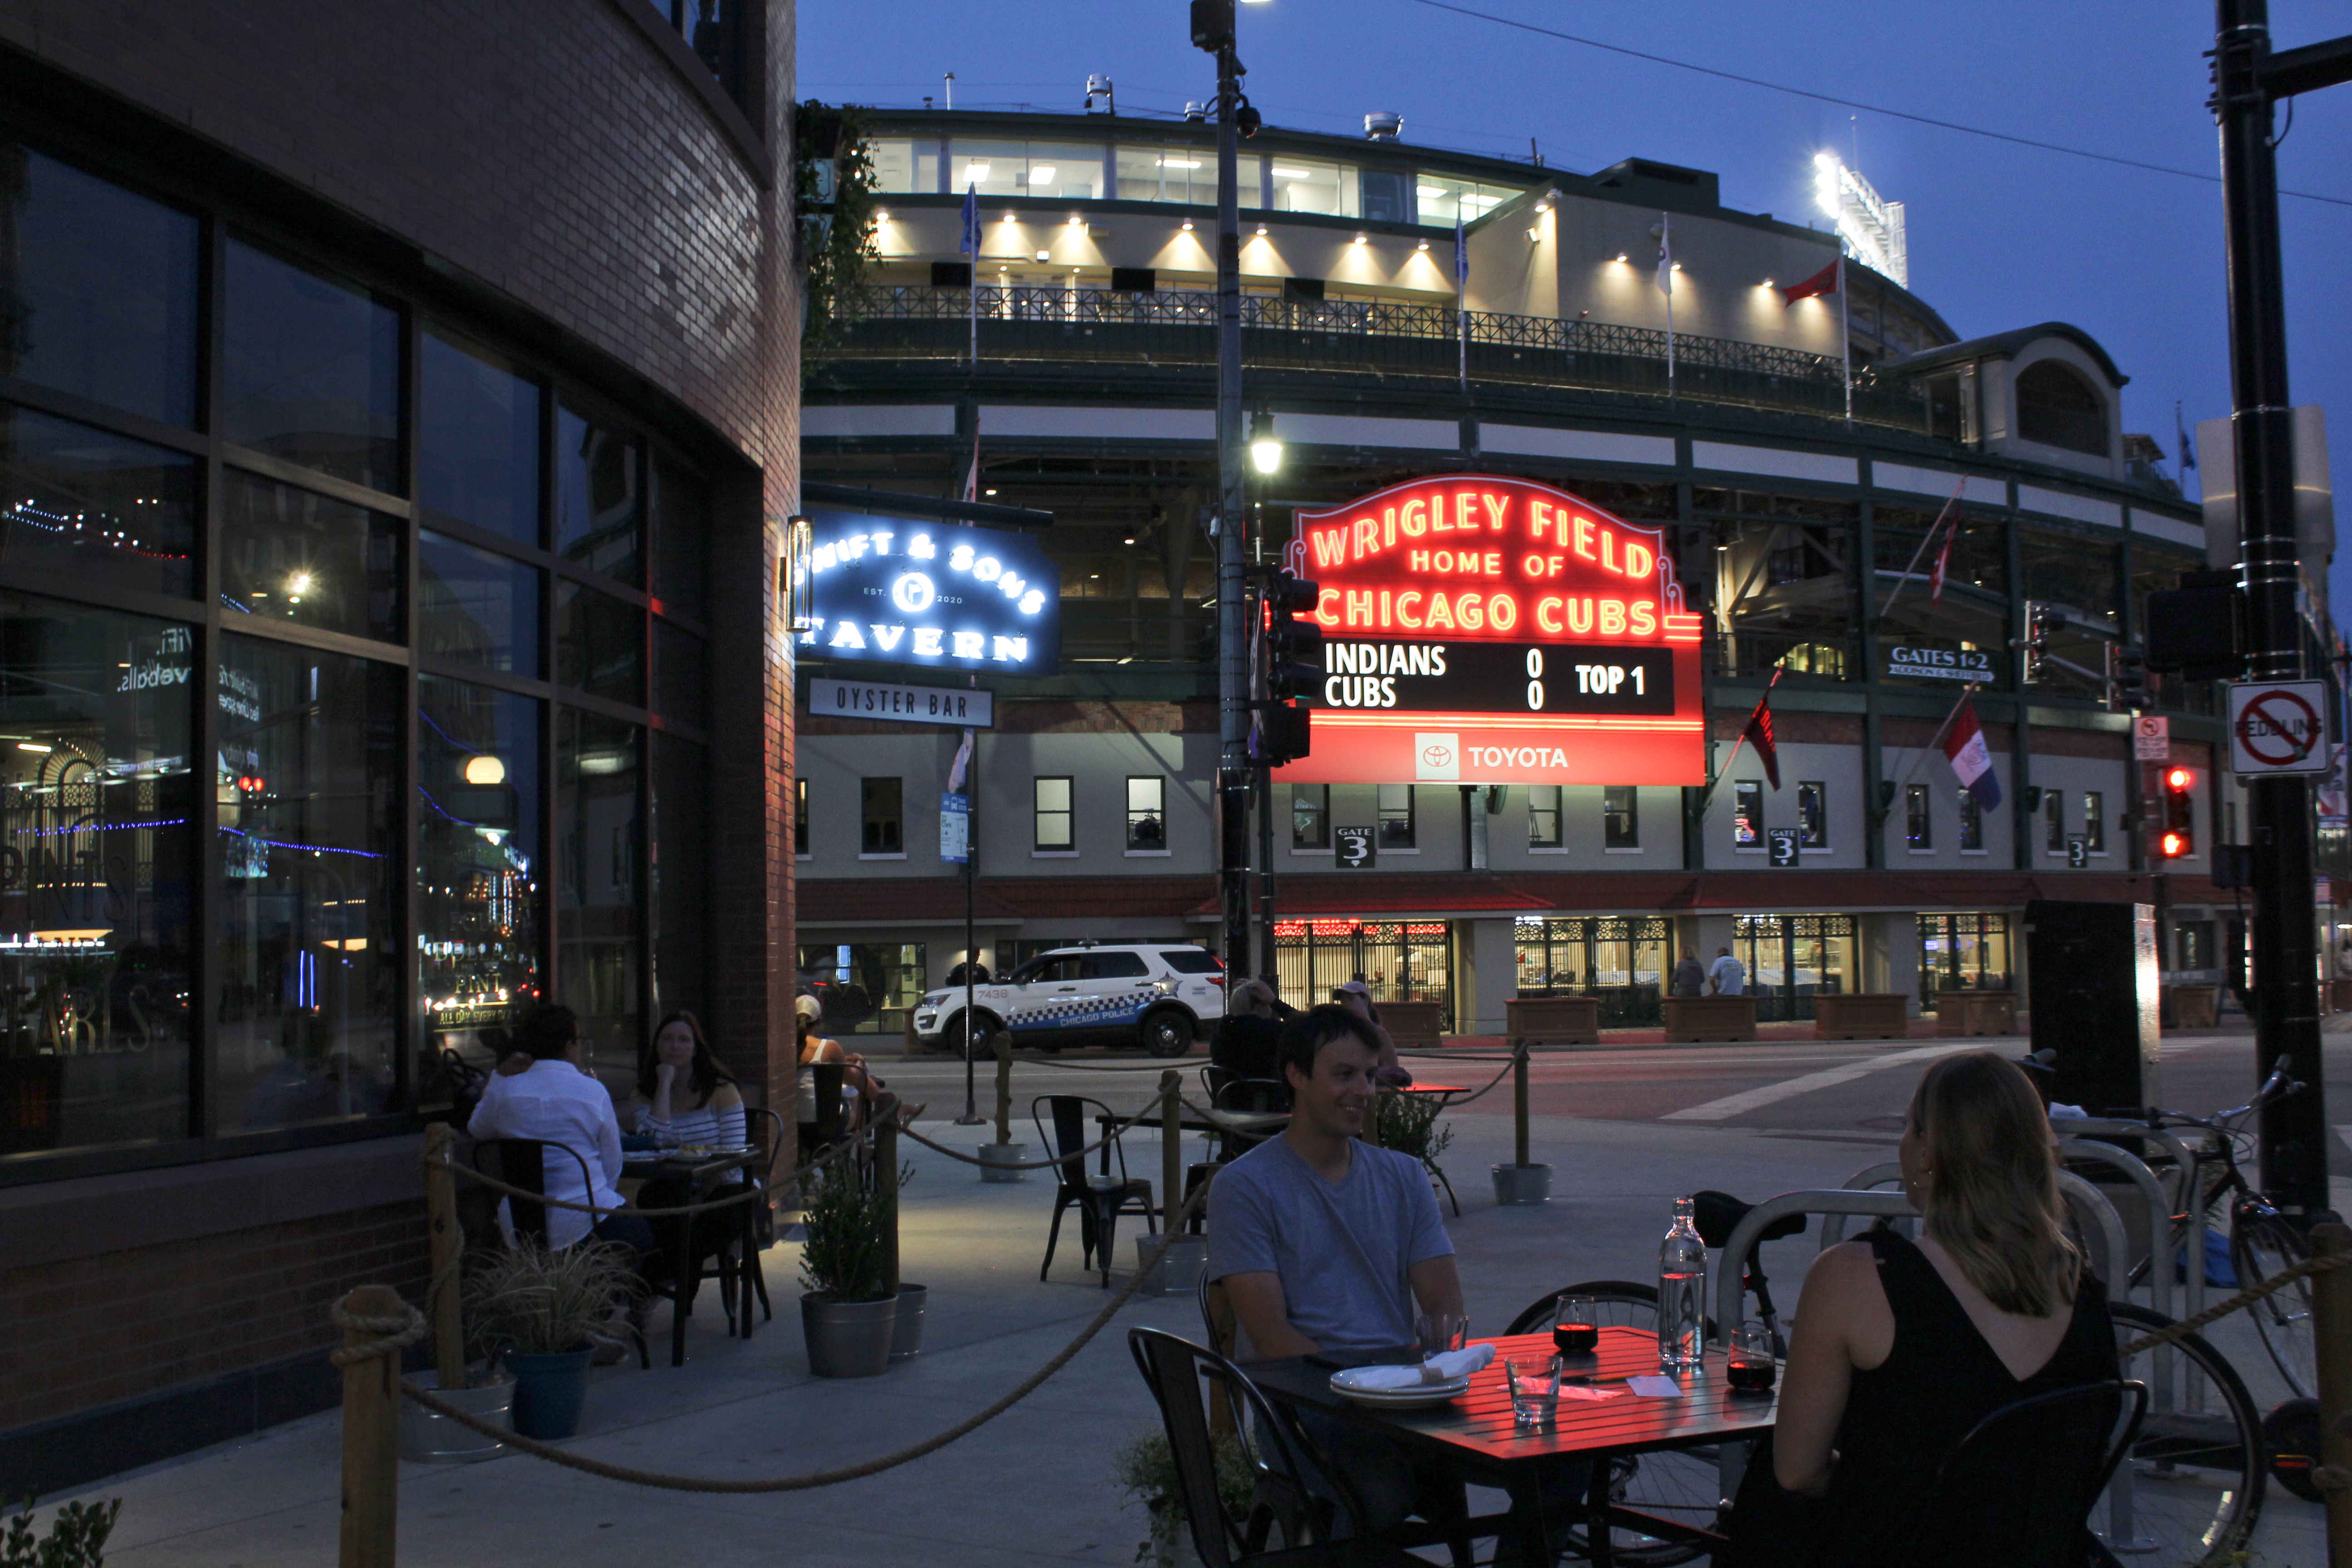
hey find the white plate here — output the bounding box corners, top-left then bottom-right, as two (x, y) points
(1328, 1371), (1470, 1410)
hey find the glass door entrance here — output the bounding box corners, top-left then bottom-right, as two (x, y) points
(1272, 919), (1454, 1029)
(1916, 912), (2012, 1011)
(1733, 914), (1855, 1022)
(1512, 917), (1671, 1025)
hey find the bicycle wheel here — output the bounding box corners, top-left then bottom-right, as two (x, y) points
(2232, 1212), (2316, 1398)
(1532, 1281), (1720, 1568)
(2106, 1301), (2266, 1568)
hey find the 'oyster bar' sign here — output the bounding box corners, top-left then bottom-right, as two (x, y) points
(1886, 646), (1994, 683)
(1275, 475), (1705, 786)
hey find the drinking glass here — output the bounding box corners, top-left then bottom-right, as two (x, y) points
(1505, 1354), (1563, 1426)
(1553, 1294), (1599, 1357)
(1727, 1320), (1778, 1394)
(1414, 1311), (1466, 1380)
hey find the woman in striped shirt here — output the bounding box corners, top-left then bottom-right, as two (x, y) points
(633, 1010), (746, 1150)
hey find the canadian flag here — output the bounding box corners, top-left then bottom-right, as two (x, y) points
(1779, 257), (1840, 306)
(1943, 701), (2002, 810)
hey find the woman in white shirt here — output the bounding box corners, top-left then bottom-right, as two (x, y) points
(632, 1010), (746, 1149)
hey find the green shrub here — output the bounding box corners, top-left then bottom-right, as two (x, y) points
(797, 1156), (912, 1303)
(1375, 1089), (1455, 1172)
(3, 1495), (120, 1568)
(1111, 1428), (1253, 1564)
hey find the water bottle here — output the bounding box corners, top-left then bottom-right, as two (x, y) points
(1657, 1196), (1706, 1374)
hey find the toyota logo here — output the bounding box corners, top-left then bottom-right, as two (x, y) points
(1422, 744), (1454, 769)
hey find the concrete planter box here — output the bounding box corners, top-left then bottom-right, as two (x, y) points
(1491, 1163), (1553, 1205)
(1137, 1235), (1208, 1297)
(1505, 996), (1600, 1047)
(1813, 993), (1911, 1041)
(977, 1142), (1030, 1183)
(1377, 1000), (1447, 1049)
(1664, 996), (1756, 1042)
(2162, 985), (2219, 1029)
(1935, 990), (2017, 1037)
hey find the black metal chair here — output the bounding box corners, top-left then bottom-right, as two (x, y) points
(1034, 1094), (1155, 1287)
(469, 1136), (649, 1368)
(1896, 1379), (2149, 1568)
(1128, 1327), (1425, 1568)
(796, 1061), (851, 1165)
(1211, 1076), (1290, 1162)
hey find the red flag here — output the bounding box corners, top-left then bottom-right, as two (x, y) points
(1929, 515), (1955, 603)
(1779, 257), (1839, 307)
(1742, 689), (1780, 790)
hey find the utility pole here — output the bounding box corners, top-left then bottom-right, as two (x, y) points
(1196, 0), (1255, 979)
(2212, 0), (2352, 1213)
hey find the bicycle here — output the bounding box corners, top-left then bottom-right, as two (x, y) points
(1519, 1187), (2268, 1568)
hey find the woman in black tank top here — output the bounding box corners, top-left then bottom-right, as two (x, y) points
(1727, 1053), (2120, 1568)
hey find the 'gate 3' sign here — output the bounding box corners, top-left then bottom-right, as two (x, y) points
(1278, 475), (1705, 785)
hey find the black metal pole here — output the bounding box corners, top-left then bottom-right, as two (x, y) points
(956, 719), (983, 1125)
(2215, 0), (2328, 1211)
(1213, 38), (1253, 981)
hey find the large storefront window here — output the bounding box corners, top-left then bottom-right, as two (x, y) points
(1917, 912), (2012, 1011)
(420, 327), (543, 549)
(556, 711), (639, 1075)
(220, 471), (405, 645)
(223, 239), (402, 494)
(0, 593), (196, 1157)
(1734, 913), (1855, 1022)
(1272, 919), (1453, 1029)
(1, 402), (197, 599)
(555, 403), (642, 586)
(795, 943), (925, 1036)
(417, 676), (542, 1068)
(419, 530), (540, 675)
(214, 637), (400, 1133)
(1513, 917), (1670, 1026)
(651, 732), (707, 1019)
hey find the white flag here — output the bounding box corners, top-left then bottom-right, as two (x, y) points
(946, 728), (975, 792)
(1654, 215), (1673, 297)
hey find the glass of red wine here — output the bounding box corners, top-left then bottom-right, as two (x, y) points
(1553, 1294), (1599, 1357)
(1727, 1320), (1777, 1393)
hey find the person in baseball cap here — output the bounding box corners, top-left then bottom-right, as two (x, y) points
(1332, 980), (1410, 1086)
(794, 994), (905, 1133)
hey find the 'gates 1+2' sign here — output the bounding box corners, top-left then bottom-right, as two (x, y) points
(1276, 475), (1705, 786)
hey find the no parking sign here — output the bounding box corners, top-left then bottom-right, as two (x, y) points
(2226, 680), (2333, 776)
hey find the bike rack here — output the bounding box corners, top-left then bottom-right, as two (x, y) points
(1815, 1168), (2129, 1296)
(2063, 1118), (2211, 1328)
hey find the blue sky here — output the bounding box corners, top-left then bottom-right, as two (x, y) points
(799, 0), (2352, 607)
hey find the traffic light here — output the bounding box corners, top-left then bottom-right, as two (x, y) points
(1259, 573), (1321, 766)
(2019, 600), (2062, 684)
(2108, 646), (2151, 710)
(1190, 0), (1235, 51)
(2158, 766), (2195, 859)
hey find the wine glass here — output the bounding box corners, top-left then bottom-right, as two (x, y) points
(1728, 1320), (1777, 1393)
(1553, 1294), (1599, 1356)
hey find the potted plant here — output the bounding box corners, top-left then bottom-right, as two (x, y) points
(463, 1240), (642, 1439)
(799, 1155), (909, 1377)
(1111, 1427), (1252, 1567)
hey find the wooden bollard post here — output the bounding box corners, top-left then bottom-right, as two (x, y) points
(1160, 1070), (1183, 1238)
(877, 1118), (902, 1298)
(337, 1285), (405, 1568)
(422, 1124), (466, 1392)
(992, 1032), (1015, 1144)
(2308, 1222), (2352, 1566)
(1513, 1040), (1531, 1168)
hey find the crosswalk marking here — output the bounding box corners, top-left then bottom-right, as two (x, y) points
(1661, 1041), (1993, 1123)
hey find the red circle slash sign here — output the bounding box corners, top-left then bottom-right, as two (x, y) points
(2238, 689), (2321, 767)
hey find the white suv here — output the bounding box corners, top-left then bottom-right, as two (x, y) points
(911, 944), (1226, 1057)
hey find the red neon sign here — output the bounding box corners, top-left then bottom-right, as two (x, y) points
(1277, 475), (1705, 787)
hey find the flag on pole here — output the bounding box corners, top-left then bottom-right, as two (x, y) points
(1928, 516), (1955, 604)
(1454, 219), (1468, 284)
(961, 415), (982, 504)
(1654, 216), (1674, 297)
(1779, 257), (1840, 306)
(1942, 700), (2002, 810)
(946, 728), (975, 793)
(1741, 686), (1780, 790)
(2176, 400), (2197, 473)
(960, 184), (979, 257)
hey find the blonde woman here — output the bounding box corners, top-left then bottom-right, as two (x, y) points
(1727, 1052), (2120, 1566)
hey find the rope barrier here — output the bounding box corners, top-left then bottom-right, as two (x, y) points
(387, 1177), (1218, 1493)
(2116, 1243), (2352, 1356)
(431, 1157), (774, 1219)
(1413, 1045), (1527, 1109)
(895, 1090), (1176, 1171)
(331, 1300), (429, 1367)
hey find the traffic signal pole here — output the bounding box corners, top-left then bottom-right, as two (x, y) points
(2212, 0), (2352, 1213)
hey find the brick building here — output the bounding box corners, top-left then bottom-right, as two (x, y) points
(0, 0), (800, 1486)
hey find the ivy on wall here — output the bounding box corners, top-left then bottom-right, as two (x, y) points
(794, 100), (878, 369)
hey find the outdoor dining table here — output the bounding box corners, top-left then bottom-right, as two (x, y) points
(1092, 1107), (1290, 1177)
(621, 1146), (763, 1367)
(1244, 1325), (1774, 1566)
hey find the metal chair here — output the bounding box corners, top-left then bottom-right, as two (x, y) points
(1896, 1380), (2149, 1568)
(1211, 1076), (1290, 1162)
(469, 1136), (649, 1368)
(1034, 1094), (1155, 1287)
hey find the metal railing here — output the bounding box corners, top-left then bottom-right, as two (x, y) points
(828, 284), (1939, 435)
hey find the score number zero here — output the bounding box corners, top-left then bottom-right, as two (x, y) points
(1523, 649), (1647, 711)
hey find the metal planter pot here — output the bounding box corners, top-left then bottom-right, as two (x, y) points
(801, 1293), (900, 1378)
(397, 1370), (512, 1463)
(1491, 1162), (1554, 1205)
(977, 1142), (1030, 1183)
(890, 1283), (927, 1360)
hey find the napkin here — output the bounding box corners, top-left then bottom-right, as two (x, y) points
(1557, 1382), (1624, 1402)
(1627, 1375), (1683, 1398)
(1334, 1343), (1496, 1390)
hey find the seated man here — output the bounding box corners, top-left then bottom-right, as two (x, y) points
(1208, 1003), (1464, 1534)
(469, 1003), (653, 1254)
(1209, 978), (1292, 1099)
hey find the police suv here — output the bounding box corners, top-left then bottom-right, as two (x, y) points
(911, 943), (1226, 1057)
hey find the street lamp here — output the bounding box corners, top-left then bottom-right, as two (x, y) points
(1249, 409), (1283, 475)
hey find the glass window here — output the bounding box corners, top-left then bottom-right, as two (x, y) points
(1267, 157), (1357, 216)
(865, 137), (932, 194)
(794, 778), (809, 856)
(1377, 784), (1415, 848)
(554, 581), (643, 706)
(220, 470), (405, 645)
(862, 776), (902, 854)
(1126, 775), (1165, 850)
(1160, 947), (1222, 974)
(1018, 141), (1105, 201)
(795, 942), (925, 1035)
(418, 530), (539, 675)
(2045, 790), (2065, 852)
(2178, 921), (2214, 971)
(1604, 787), (1639, 850)
(650, 455), (708, 622)
(420, 327), (541, 548)
(556, 711), (639, 1076)
(1292, 783), (1329, 848)
(1360, 168), (1411, 225)
(222, 239), (401, 494)
(1797, 782), (1826, 848)
(2015, 361), (2107, 455)
(2021, 530), (2121, 702)
(1528, 784), (1563, 848)
(651, 731), (705, 1018)
(1, 402), (197, 598)
(1905, 784), (1932, 850)
(416, 676), (541, 1073)
(947, 140), (1104, 202)
(1957, 788), (1984, 851)
(2084, 790), (2105, 853)
(0, 593), (196, 1157)
(654, 619), (705, 730)
(1034, 775), (1072, 851)
(1082, 951), (1149, 980)
(1110, 144), (1256, 205)
(1412, 173), (1516, 226)
(554, 403), (642, 585)
(1733, 780), (1762, 847)
(214, 637), (400, 1132)
(0, 145), (199, 426)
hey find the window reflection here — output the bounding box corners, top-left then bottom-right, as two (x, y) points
(223, 240), (402, 494)
(1, 402), (196, 598)
(418, 676), (541, 1075)
(0, 592), (196, 1157)
(650, 455), (708, 621)
(554, 404), (642, 584)
(419, 530), (539, 675)
(651, 732), (706, 1018)
(557, 712), (639, 1078)
(220, 470), (405, 645)
(214, 636), (399, 1133)
(555, 581), (644, 706)
(653, 618), (705, 729)
(421, 327), (542, 548)
(0, 143), (200, 426)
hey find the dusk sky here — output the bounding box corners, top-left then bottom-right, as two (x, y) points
(800, 1), (2352, 610)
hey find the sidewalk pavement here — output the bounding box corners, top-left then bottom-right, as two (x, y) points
(43, 1090), (2329, 1566)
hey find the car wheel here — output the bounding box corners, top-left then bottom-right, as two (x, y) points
(1140, 1008), (1195, 1058)
(953, 1011), (1002, 1055)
